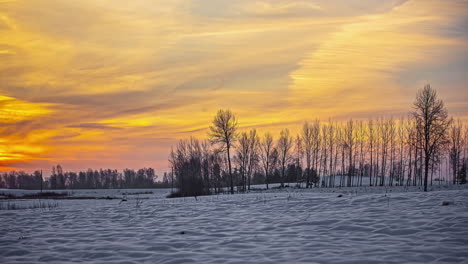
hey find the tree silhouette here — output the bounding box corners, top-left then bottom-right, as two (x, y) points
(413, 85), (451, 191)
(209, 109), (238, 194)
(260, 132), (274, 189)
(302, 122), (313, 188)
(278, 128), (293, 187)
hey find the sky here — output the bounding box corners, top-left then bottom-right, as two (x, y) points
(1, 0), (467, 175)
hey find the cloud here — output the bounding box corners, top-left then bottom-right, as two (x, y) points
(0, 95), (52, 123)
(243, 1), (323, 17)
(66, 123), (122, 130)
(288, 0), (468, 119)
(0, 0), (467, 173)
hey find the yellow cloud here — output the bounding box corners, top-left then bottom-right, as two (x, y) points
(0, 0), (467, 173)
(0, 95), (52, 123)
(288, 0), (465, 119)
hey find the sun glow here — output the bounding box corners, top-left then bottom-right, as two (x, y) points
(1, 0), (467, 173)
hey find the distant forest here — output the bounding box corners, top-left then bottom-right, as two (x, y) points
(0, 166), (172, 190)
(170, 85), (467, 196)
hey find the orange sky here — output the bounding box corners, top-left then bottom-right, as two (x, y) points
(1, 0), (467, 175)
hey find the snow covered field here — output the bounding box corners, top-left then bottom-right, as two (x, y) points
(1, 187), (468, 263)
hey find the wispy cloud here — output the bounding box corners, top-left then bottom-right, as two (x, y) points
(0, 0), (467, 173)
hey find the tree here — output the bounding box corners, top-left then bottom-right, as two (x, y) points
(368, 119), (375, 186)
(260, 132), (274, 189)
(247, 129), (259, 191)
(294, 134), (304, 185)
(209, 109), (238, 194)
(412, 85), (451, 192)
(388, 118), (396, 186)
(449, 120), (463, 184)
(311, 120), (321, 185)
(462, 125), (468, 184)
(397, 119), (406, 186)
(344, 120), (355, 187)
(378, 118), (391, 186)
(356, 120), (366, 186)
(302, 122), (313, 188)
(327, 120), (336, 187)
(277, 128), (293, 187)
(170, 138), (210, 197)
(235, 132), (250, 192)
(321, 124), (328, 186)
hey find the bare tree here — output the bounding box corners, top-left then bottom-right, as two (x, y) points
(260, 132), (274, 189)
(321, 124), (329, 187)
(368, 119), (375, 186)
(302, 122), (313, 188)
(247, 129), (259, 191)
(461, 125), (468, 184)
(357, 120), (366, 186)
(209, 109), (238, 194)
(378, 118), (391, 186)
(397, 119), (406, 186)
(406, 118), (415, 186)
(389, 118), (396, 186)
(277, 128), (293, 187)
(169, 147), (176, 192)
(201, 140), (212, 192)
(235, 132), (250, 192)
(449, 120), (463, 184)
(170, 138), (209, 196)
(344, 119), (355, 187)
(210, 148), (224, 193)
(336, 124), (345, 187)
(294, 134), (304, 185)
(312, 120), (321, 185)
(412, 85), (451, 192)
(328, 120), (336, 187)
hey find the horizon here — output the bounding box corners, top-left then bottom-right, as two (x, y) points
(1, 0), (468, 175)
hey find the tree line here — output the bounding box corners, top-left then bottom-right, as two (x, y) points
(0, 165), (173, 190)
(169, 85), (467, 196)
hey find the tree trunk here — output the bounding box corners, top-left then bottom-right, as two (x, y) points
(424, 156), (429, 192)
(227, 145), (234, 194)
(40, 170), (43, 193)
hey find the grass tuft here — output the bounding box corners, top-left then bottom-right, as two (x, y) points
(0, 200), (59, 210)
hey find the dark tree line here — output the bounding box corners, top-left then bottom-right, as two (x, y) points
(0, 165), (172, 190)
(170, 85), (467, 196)
(0, 170), (44, 190)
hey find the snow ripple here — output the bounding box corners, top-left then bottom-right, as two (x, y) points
(1, 189), (468, 263)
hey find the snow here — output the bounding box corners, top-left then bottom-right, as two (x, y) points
(1, 187), (468, 263)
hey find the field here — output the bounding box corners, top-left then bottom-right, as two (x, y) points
(1, 186), (468, 263)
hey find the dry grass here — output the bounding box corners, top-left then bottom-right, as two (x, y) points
(0, 200), (59, 210)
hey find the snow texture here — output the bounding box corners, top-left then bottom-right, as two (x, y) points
(1, 187), (468, 263)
